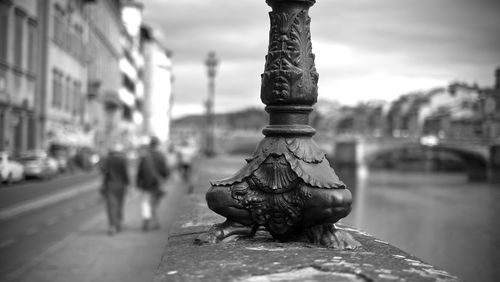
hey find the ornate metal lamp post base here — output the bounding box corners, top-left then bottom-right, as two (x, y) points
(196, 0), (359, 249)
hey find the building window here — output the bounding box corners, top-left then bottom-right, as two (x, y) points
(27, 78), (35, 99)
(66, 76), (72, 112)
(28, 116), (36, 149)
(73, 81), (80, 116)
(0, 69), (6, 93)
(53, 4), (64, 47)
(52, 69), (62, 108)
(74, 24), (83, 61)
(123, 106), (132, 121)
(27, 19), (37, 74)
(68, 25), (76, 57)
(14, 8), (26, 69)
(0, 3), (9, 63)
(14, 71), (21, 92)
(79, 83), (85, 120)
(52, 70), (56, 107)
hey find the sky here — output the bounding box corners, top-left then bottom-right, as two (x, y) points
(141, 0), (500, 118)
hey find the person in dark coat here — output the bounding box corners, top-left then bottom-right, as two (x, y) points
(100, 143), (129, 235)
(136, 136), (169, 231)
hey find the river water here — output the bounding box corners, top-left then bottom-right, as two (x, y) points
(341, 168), (500, 282)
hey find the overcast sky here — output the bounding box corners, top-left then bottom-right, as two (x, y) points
(141, 0), (500, 118)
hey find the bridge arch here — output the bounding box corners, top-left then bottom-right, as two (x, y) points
(360, 140), (489, 181)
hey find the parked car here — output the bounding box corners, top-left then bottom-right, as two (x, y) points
(18, 150), (59, 179)
(73, 147), (99, 171)
(0, 151), (25, 184)
(53, 154), (71, 173)
(48, 143), (74, 173)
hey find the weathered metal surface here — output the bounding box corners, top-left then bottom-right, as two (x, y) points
(155, 194), (460, 282)
(199, 0), (358, 248)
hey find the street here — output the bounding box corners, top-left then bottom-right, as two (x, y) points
(0, 171), (188, 282)
(0, 172), (100, 215)
(0, 172), (101, 280)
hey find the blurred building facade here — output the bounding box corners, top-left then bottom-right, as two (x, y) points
(419, 84), (483, 139)
(85, 0), (123, 153)
(481, 68), (500, 140)
(140, 25), (174, 143)
(326, 68), (500, 142)
(0, 0), (172, 156)
(0, 0), (39, 153)
(120, 0), (145, 148)
(37, 0), (90, 152)
(335, 102), (386, 137)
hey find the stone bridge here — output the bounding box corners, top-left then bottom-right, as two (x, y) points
(329, 136), (499, 183)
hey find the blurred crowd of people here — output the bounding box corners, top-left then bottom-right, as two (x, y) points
(99, 136), (199, 235)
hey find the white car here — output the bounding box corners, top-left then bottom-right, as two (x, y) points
(19, 150), (59, 179)
(0, 151), (25, 184)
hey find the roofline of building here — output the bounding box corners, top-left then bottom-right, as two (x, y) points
(140, 24), (173, 57)
(122, 0), (144, 10)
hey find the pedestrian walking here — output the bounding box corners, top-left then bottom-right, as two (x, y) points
(136, 136), (170, 231)
(166, 143), (180, 171)
(177, 139), (197, 193)
(100, 143), (129, 236)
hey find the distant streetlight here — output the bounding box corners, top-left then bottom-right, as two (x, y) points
(205, 51), (218, 156)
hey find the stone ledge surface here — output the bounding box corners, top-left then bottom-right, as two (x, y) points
(154, 193), (460, 282)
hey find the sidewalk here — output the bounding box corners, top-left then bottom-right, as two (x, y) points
(8, 173), (189, 282)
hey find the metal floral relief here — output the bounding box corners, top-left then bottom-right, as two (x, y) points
(197, 0), (359, 249)
(261, 10), (319, 105)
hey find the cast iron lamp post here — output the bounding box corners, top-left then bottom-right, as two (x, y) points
(205, 51), (218, 156)
(197, 0), (359, 249)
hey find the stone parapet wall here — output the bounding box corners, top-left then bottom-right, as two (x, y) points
(154, 169), (460, 282)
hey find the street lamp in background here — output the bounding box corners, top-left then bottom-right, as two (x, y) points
(205, 51), (219, 156)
